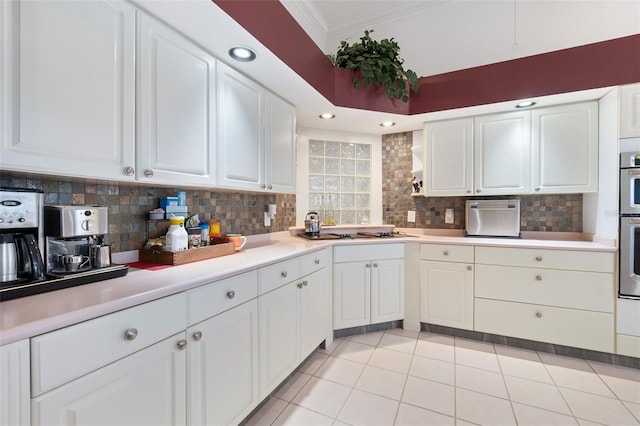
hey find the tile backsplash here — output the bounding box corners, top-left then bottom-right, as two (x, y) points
(1, 171), (295, 253)
(381, 132), (583, 232)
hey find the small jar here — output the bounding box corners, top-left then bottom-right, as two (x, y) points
(209, 220), (221, 238)
(199, 222), (210, 246)
(187, 227), (201, 248)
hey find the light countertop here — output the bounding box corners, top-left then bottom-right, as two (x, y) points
(0, 229), (616, 345)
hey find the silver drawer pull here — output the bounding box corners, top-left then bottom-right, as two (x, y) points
(177, 339), (187, 350)
(443, 250), (449, 256)
(535, 312), (542, 318)
(192, 331), (203, 341)
(315, 259), (320, 264)
(466, 265), (472, 271)
(535, 256), (543, 262)
(535, 275), (542, 281)
(281, 271), (288, 278)
(227, 290), (235, 299)
(124, 328), (138, 341)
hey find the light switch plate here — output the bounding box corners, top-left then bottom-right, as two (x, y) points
(445, 208), (454, 224)
(407, 210), (416, 223)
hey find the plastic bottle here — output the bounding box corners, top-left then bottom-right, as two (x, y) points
(166, 216), (188, 251)
(199, 222), (210, 246)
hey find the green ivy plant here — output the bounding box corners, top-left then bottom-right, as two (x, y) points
(328, 29), (419, 103)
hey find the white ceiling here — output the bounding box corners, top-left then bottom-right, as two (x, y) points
(133, 0), (640, 135)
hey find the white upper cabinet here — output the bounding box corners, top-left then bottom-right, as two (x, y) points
(136, 12), (217, 186)
(619, 83), (640, 139)
(1, 0), (136, 180)
(217, 62), (296, 193)
(264, 92), (296, 193)
(424, 118), (474, 196)
(532, 102), (598, 193)
(474, 111), (531, 195)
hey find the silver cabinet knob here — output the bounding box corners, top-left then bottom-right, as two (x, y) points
(144, 168), (154, 178)
(535, 312), (542, 318)
(192, 331), (202, 341)
(267, 184), (273, 190)
(365, 263), (371, 268)
(443, 250), (449, 256)
(177, 339), (187, 350)
(303, 280), (308, 286)
(227, 290), (235, 299)
(372, 263), (378, 268)
(297, 282), (303, 289)
(535, 187), (541, 192)
(535, 275), (542, 281)
(466, 265), (472, 271)
(124, 328), (138, 341)
(123, 166), (135, 176)
(466, 190), (472, 194)
(281, 271), (288, 278)
(535, 256), (543, 262)
(261, 183), (266, 189)
(314, 259), (320, 264)
(476, 189), (482, 193)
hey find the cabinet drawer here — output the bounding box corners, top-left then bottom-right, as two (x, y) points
(258, 258), (300, 295)
(334, 243), (404, 263)
(475, 246), (614, 273)
(421, 244), (474, 263)
(187, 270), (258, 325)
(474, 298), (614, 353)
(31, 293), (187, 396)
(475, 265), (614, 312)
(300, 248), (330, 277)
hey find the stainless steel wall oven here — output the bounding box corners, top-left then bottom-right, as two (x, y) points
(619, 151), (640, 298)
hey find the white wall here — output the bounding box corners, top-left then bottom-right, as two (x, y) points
(295, 128), (382, 227)
(583, 88), (619, 243)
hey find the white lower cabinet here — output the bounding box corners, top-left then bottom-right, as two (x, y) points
(32, 333), (187, 426)
(333, 244), (405, 330)
(0, 339), (30, 426)
(474, 246), (615, 352)
(420, 244), (474, 330)
(258, 253), (329, 398)
(186, 271), (259, 426)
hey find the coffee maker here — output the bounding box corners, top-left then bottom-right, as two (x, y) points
(44, 206), (112, 274)
(0, 188), (46, 283)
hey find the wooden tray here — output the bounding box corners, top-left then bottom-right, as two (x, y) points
(139, 242), (235, 265)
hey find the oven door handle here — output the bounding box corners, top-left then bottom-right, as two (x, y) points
(625, 218), (640, 224)
(627, 169), (640, 176)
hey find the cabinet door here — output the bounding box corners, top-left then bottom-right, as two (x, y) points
(0, 340), (30, 426)
(32, 334), (187, 426)
(619, 83), (640, 138)
(333, 262), (370, 330)
(258, 282), (299, 398)
(420, 261), (474, 330)
(1, 0), (135, 180)
(265, 91), (296, 193)
(474, 111), (531, 195)
(370, 259), (405, 324)
(137, 13), (216, 186)
(532, 102), (598, 193)
(424, 118), (474, 196)
(188, 300), (258, 426)
(300, 268), (328, 357)
(217, 62), (264, 190)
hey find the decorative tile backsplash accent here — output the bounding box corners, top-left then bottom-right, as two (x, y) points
(381, 132), (583, 232)
(1, 171), (295, 253)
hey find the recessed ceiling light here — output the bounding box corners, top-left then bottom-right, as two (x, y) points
(319, 113), (335, 119)
(515, 101), (536, 108)
(380, 121), (396, 127)
(228, 46), (256, 62)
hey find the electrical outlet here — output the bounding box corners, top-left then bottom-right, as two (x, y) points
(445, 208), (454, 224)
(407, 210), (416, 223)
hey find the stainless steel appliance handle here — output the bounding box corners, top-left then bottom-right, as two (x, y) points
(626, 218), (640, 225)
(628, 169), (640, 176)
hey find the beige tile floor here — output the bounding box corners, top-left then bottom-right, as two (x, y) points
(245, 328), (640, 426)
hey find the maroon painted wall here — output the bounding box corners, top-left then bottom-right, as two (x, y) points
(213, 0), (640, 114)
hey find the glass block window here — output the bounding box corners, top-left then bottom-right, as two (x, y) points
(308, 139), (371, 225)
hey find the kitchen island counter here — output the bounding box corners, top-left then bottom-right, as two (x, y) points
(0, 230), (616, 345)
